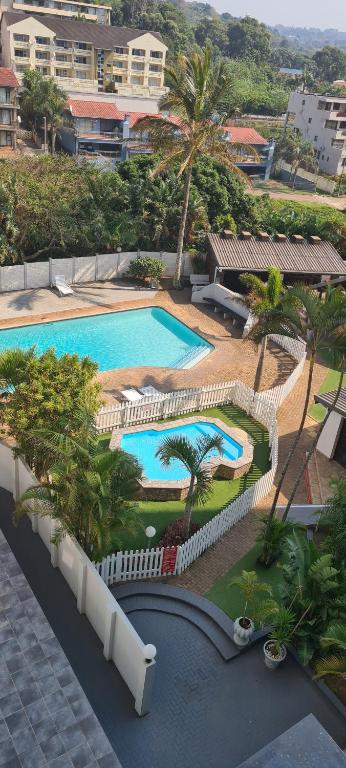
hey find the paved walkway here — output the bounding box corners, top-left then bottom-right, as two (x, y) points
(0, 527), (120, 768)
(166, 356), (328, 594)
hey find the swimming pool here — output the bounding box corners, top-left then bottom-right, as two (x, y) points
(0, 307), (213, 372)
(120, 421), (244, 481)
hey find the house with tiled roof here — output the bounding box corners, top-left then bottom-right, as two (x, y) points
(0, 66), (19, 153)
(60, 95), (275, 177)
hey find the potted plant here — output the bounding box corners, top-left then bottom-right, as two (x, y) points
(229, 570), (274, 647)
(263, 606), (295, 670)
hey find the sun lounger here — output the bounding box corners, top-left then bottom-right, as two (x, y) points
(55, 275), (74, 297)
(120, 388), (143, 402)
(139, 386), (162, 397)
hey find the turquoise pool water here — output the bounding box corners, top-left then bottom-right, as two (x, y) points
(0, 307), (212, 372)
(121, 421), (243, 481)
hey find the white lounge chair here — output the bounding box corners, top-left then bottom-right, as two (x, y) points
(120, 388), (143, 403)
(139, 386), (162, 397)
(55, 274), (74, 297)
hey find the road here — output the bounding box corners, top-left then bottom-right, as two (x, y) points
(248, 188), (346, 211)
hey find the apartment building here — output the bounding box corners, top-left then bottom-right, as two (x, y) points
(0, 66), (18, 150)
(0, 12), (167, 96)
(0, 0), (110, 25)
(287, 91), (346, 175)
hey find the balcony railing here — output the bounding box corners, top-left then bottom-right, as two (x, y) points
(76, 130), (123, 140)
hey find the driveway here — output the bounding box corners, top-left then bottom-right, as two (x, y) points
(248, 188), (346, 210)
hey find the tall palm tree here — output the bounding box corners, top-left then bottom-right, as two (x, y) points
(135, 47), (257, 287)
(249, 285), (346, 532)
(18, 424), (141, 559)
(315, 623), (346, 680)
(20, 71), (65, 153)
(156, 433), (224, 536)
(240, 267), (284, 392)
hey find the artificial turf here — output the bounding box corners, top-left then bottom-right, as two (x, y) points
(108, 404), (270, 551)
(309, 348), (346, 423)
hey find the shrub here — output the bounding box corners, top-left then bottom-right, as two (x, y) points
(127, 255), (165, 283)
(158, 516), (200, 547)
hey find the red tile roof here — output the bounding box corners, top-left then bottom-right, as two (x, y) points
(67, 99), (124, 120)
(223, 126), (267, 145)
(0, 68), (19, 88)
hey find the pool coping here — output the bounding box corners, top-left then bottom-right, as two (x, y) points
(0, 303), (214, 372)
(110, 416), (254, 494)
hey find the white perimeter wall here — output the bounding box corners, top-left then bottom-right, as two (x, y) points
(316, 410), (343, 458)
(0, 441), (155, 716)
(0, 252), (193, 293)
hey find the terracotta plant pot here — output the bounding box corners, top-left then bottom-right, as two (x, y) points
(233, 617), (254, 647)
(263, 640), (287, 670)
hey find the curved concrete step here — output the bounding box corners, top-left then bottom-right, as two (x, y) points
(112, 582), (240, 660)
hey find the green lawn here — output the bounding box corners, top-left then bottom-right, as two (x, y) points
(107, 404), (270, 552)
(309, 348), (345, 423)
(206, 543), (284, 620)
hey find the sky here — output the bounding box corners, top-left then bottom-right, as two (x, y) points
(209, 0), (346, 32)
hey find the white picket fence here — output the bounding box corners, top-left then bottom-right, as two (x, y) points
(94, 380), (279, 585)
(95, 335), (306, 433)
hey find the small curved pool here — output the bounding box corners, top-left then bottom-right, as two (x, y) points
(121, 421), (243, 481)
(0, 306), (212, 372)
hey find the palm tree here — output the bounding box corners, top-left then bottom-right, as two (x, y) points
(135, 47), (257, 287)
(156, 433), (224, 536)
(0, 347), (35, 390)
(18, 424), (142, 559)
(240, 267), (284, 392)
(315, 623), (346, 680)
(248, 285), (346, 533)
(20, 70), (65, 153)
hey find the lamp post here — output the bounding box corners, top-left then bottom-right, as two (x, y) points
(145, 525), (156, 549)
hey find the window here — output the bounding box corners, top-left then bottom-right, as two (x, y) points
(322, 154), (325, 160)
(113, 60), (124, 68)
(132, 62), (144, 71)
(314, 135), (318, 141)
(150, 50), (162, 58)
(114, 46), (126, 54)
(55, 54), (68, 62)
(113, 75), (122, 83)
(327, 156), (329, 162)
(0, 88), (11, 104)
(35, 36), (50, 45)
(132, 48), (145, 57)
(13, 33), (29, 42)
(55, 68), (68, 77)
(14, 49), (29, 58)
(56, 40), (69, 48)
(333, 103), (340, 110)
(75, 71), (87, 79)
(149, 63), (161, 72)
(302, 99), (305, 105)
(36, 51), (50, 60)
(148, 77), (159, 86)
(75, 56), (87, 64)
(36, 66), (49, 76)
(75, 42), (88, 50)
(332, 139), (344, 148)
(308, 117), (312, 123)
(130, 75), (141, 84)
(325, 120), (338, 129)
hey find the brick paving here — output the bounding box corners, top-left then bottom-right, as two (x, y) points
(0, 530), (121, 768)
(165, 356), (329, 595)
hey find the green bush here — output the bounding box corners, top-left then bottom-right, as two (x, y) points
(127, 255), (165, 282)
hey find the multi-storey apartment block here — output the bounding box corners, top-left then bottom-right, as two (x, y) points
(0, 12), (168, 96)
(287, 91), (346, 176)
(0, 66), (19, 151)
(0, 0), (111, 25)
